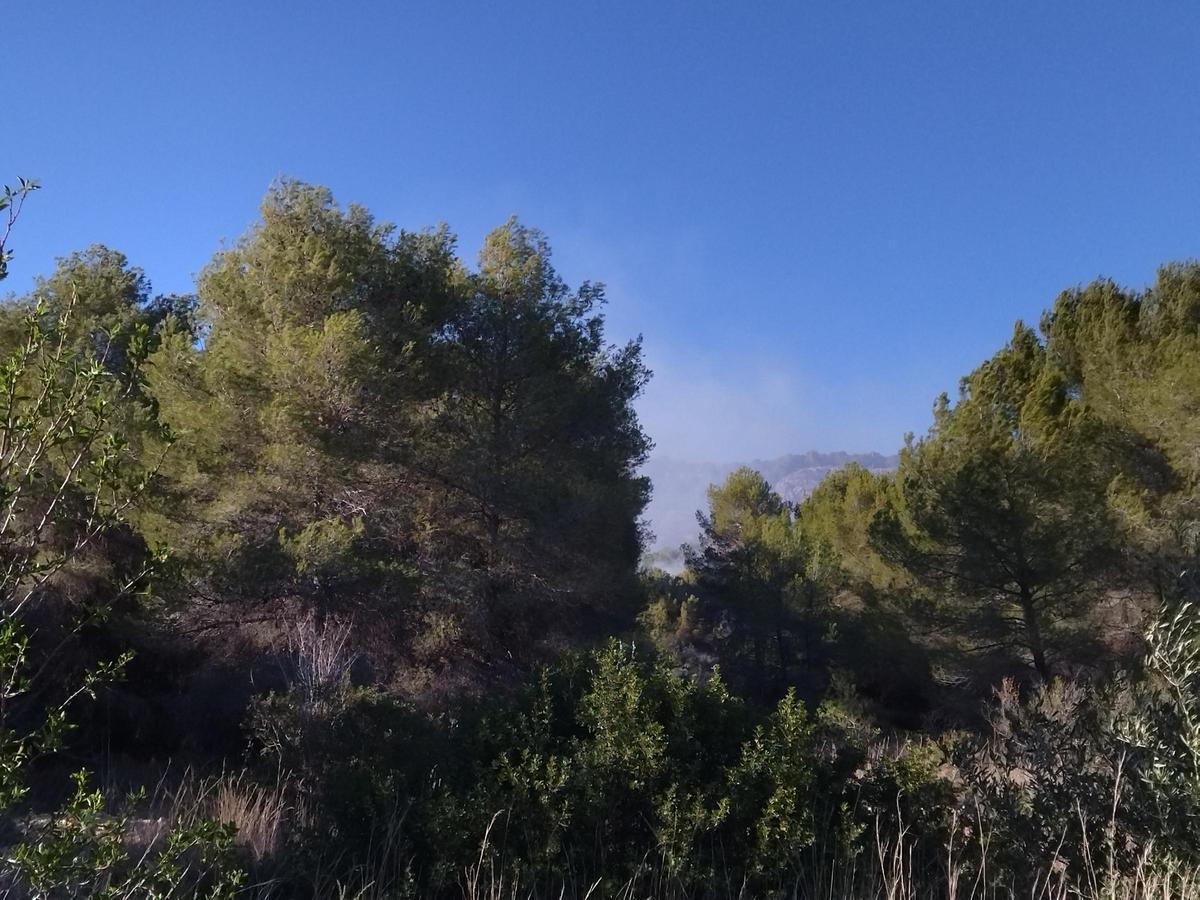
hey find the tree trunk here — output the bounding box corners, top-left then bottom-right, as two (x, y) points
(774, 621), (789, 689)
(1018, 587), (1051, 681)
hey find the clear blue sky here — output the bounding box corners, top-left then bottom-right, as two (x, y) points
(7, 2), (1200, 461)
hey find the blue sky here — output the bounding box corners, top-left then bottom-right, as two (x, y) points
(6, 2), (1200, 461)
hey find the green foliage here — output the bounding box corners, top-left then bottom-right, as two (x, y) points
(243, 638), (959, 896)
(1111, 599), (1200, 857)
(0, 180), (243, 896)
(0, 177), (39, 282)
(726, 689), (817, 877)
(279, 515), (367, 583)
(1041, 265), (1200, 597)
(10, 771), (242, 899)
(679, 469), (815, 693)
(798, 463), (901, 591)
(145, 183), (651, 678)
(17, 175), (1200, 897)
(472, 642), (747, 886)
(871, 322), (1124, 681)
(956, 678), (1128, 875)
(419, 217), (651, 613)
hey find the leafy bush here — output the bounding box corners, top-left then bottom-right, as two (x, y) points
(0, 189), (243, 896)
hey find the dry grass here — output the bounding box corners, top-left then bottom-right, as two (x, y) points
(205, 775), (293, 864)
(442, 804), (1200, 900)
(134, 768), (300, 870)
(12, 767), (1200, 899)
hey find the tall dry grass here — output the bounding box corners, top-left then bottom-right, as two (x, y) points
(440, 805), (1200, 900)
(15, 774), (1192, 900)
(136, 768), (299, 872)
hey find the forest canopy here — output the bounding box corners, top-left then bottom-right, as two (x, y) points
(3, 179), (1200, 898)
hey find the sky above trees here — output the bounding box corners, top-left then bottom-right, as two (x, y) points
(7, 0), (1200, 460)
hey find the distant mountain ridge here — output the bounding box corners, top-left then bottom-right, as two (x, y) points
(642, 450), (898, 560)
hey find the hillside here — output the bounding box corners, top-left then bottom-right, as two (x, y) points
(4, 176), (1199, 898)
